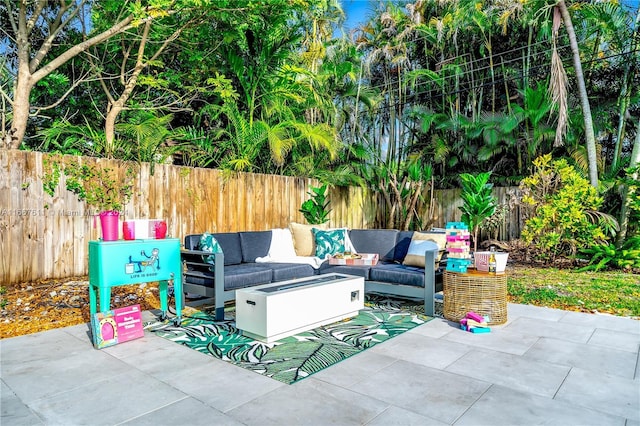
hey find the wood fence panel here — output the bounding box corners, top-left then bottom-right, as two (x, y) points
(282, 176), (291, 226)
(0, 152), (9, 280)
(0, 151), (524, 285)
(245, 173), (255, 231)
(206, 168), (220, 232)
(276, 175), (288, 228)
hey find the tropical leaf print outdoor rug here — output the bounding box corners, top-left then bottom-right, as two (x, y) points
(145, 294), (432, 384)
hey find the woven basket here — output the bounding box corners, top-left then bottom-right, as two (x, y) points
(443, 270), (508, 325)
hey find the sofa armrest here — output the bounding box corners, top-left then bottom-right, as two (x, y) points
(181, 249), (224, 287)
(181, 249), (227, 320)
(181, 249), (224, 271)
(422, 248), (437, 317)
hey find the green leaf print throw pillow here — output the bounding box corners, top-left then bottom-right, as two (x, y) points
(199, 233), (223, 268)
(313, 228), (346, 259)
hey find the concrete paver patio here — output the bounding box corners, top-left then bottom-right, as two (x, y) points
(1, 303), (638, 425)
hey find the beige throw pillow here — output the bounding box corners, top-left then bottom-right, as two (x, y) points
(403, 231), (447, 267)
(289, 222), (327, 256)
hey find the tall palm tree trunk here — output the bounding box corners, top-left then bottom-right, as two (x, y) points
(557, 1), (599, 187)
(613, 6), (640, 170)
(616, 118), (640, 248)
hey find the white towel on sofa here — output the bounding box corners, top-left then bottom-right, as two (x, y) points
(256, 228), (325, 269)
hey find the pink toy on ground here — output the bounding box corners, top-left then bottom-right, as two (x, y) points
(465, 311), (484, 322)
(459, 311), (491, 333)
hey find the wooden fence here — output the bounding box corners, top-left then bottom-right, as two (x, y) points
(0, 151), (522, 285)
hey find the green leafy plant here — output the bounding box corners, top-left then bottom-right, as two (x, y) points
(459, 172), (497, 252)
(578, 236), (640, 272)
(64, 164), (135, 212)
(368, 156), (435, 230)
(0, 286), (7, 309)
(300, 184), (331, 225)
(519, 155), (613, 261)
(43, 156), (136, 213)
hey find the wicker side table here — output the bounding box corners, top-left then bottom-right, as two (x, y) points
(443, 269), (508, 325)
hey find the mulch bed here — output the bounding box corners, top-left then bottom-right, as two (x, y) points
(0, 277), (162, 339)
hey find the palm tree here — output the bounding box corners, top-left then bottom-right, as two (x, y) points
(616, 122), (640, 247)
(115, 113), (178, 174)
(555, 0), (599, 187)
(511, 83), (556, 174)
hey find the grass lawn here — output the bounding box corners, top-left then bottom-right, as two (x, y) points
(508, 266), (640, 318)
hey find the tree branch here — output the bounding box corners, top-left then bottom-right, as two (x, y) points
(3, 0), (20, 38)
(31, 70), (92, 113)
(30, 0), (84, 73)
(25, 0), (47, 34)
(30, 13), (141, 84)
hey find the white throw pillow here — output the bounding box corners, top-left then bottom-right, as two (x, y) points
(269, 228), (297, 258)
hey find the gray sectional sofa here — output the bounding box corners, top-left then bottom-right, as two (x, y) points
(181, 229), (442, 320)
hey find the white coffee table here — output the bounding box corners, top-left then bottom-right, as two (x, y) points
(235, 273), (365, 343)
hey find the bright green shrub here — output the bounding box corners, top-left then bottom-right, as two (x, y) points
(520, 155), (608, 260)
(578, 236), (640, 272)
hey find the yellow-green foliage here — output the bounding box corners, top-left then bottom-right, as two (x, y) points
(520, 155), (607, 260)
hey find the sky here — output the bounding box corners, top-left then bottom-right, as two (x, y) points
(342, 0), (378, 31)
(340, 0), (640, 32)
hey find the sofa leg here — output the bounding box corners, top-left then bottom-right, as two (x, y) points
(215, 307), (225, 321)
(424, 299), (434, 317)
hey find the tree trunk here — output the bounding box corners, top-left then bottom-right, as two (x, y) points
(616, 118), (640, 248)
(104, 102), (124, 158)
(613, 7), (639, 170)
(5, 67), (34, 149)
(557, 0), (599, 187)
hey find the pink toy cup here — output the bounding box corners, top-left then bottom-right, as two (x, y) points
(122, 221), (135, 240)
(154, 220), (167, 239)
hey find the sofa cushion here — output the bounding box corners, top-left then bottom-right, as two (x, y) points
(313, 228), (346, 259)
(318, 263), (372, 280)
(369, 263), (425, 288)
(267, 263), (316, 281)
(212, 232), (243, 265)
(406, 231), (447, 264)
(184, 234), (201, 250)
(395, 231), (414, 262)
(348, 229), (399, 262)
(239, 231), (272, 262)
(182, 268), (214, 287)
(223, 264), (272, 290)
(290, 222), (327, 256)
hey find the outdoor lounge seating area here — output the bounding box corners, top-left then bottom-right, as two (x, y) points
(181, 227), (445, 320)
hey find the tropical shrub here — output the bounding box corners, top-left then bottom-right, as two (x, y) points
(578, 236), (640, 272)
(519, 155), (611, 261)
(0, 286), (7, 309)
